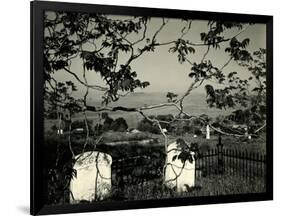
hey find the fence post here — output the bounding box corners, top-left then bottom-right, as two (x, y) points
(217, 135), (224, 174)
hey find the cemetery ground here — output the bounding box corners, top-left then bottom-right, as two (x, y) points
(106, 133), (266, 201)
(108, 172), (265, 201)
(44, 125), (266, 204)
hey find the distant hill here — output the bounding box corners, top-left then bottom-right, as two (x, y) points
(78, 92), (234, 129)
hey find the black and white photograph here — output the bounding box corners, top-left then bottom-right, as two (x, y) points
(42, 9), (269, 205)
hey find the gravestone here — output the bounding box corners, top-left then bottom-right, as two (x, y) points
(70, 151), (112, 203)
(57, 129), (63, 135)
(206, 124), (210, 139)
(165, 142), (195, 192)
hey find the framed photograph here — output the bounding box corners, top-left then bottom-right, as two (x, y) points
(31, 1), (273, 215)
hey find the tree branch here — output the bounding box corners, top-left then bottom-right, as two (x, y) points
(132, 20), (148, 45)
(63, 67), (108, 91)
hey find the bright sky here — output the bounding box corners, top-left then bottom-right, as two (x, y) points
(49, 12), (266, 97)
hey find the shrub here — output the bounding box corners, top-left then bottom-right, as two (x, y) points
(171, 120), (192, 135)
(111, 117), (128, 132)
(102, 116), (114, 131)
(191, 118), (204, 127)
(137, 114), (176, 134)
(44, 135), (74, 204)
(156, 114), (174, 122)
(157, 114), (174, 132)
(194, 128), (202, 136)
(137, 117), (160, 134)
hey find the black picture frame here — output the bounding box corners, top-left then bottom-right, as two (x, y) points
(31, 1), (273, 215)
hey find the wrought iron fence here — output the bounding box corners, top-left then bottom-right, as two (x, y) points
(111, 136), (266, 196)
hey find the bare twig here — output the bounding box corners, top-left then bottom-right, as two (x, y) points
(254, 122), (266, 133)
(132, 20), (148, 45)
(68, 122), (75, 158)
(152, 18), (169, 43)
(201, 45), (210, 62)
(180, 20), (193, 39)
(220, 57), (233, 71)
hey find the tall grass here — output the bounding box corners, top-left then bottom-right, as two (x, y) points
(99, 173), (266, 202)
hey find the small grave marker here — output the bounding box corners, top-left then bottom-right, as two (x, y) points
(70, 151), (112, 203)
(165, 142), (195, 192)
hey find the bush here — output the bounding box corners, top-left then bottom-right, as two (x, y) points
(157, 114), (174, 132)
(111, 117), (128, 132)
(171, 120), (192, 135)
(102, 116), (114, 131)
(137, 117), (160, 134)
(156, 114), (174, 122)
(194, 128), (202, 136)
(44, 134), (74, 204)
(137, 114), (176, 134)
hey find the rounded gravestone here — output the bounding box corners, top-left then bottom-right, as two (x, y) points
(70, 151), (112, 203)
(165, 141), (195, 192)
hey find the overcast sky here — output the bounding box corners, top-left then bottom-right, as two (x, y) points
(49, 13), (266, 97)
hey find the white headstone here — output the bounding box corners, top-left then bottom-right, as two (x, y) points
(206, 125), (210, 139)
(245, 127), (249, 136)
(70, 151), (112, 203)
(57, 129), (63, 135)
(165, 142), (195, 192)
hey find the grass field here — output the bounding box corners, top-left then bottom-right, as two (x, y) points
(151, 132), (266, 155)
(45, 92), (235, 131)
(108, 174), (266, 201)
